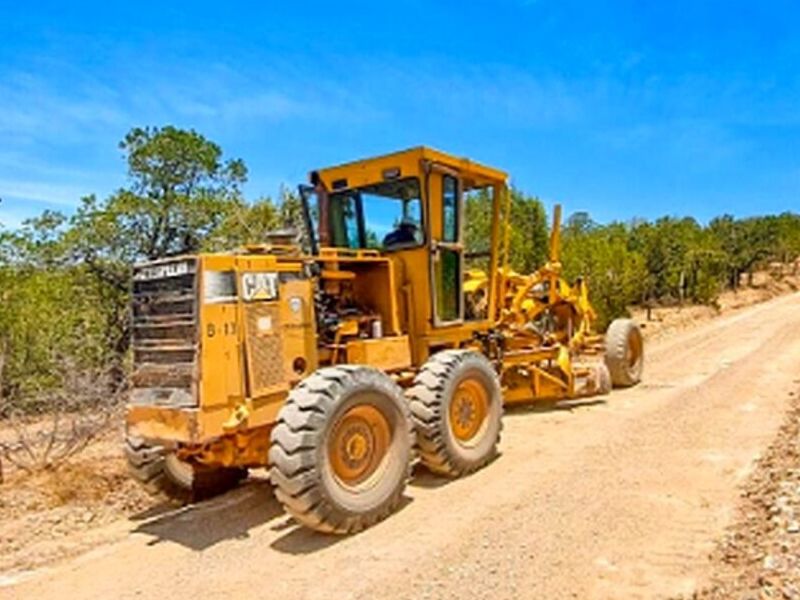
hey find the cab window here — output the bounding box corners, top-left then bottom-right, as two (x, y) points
(328, 192), (362, 248)
(328, 177), (423, 251)
(442, 175), (458, 243)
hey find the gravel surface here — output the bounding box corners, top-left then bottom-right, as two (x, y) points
(686, 389), (800, 600)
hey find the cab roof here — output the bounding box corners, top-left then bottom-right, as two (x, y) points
(311, 146), (508, 191)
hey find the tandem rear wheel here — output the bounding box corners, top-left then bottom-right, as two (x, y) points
(407, 350), (503, 477)
(604, 318), (644, 387)
(269, 366), (414, 534)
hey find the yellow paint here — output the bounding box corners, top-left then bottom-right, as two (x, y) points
(346, 336), (412, 372)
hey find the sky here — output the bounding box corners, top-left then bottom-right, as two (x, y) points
(1, 0), (799, 229)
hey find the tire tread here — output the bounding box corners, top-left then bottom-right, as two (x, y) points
(269, 366), (413, 534)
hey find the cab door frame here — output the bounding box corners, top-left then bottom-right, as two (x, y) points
(426, 162), (465, 328)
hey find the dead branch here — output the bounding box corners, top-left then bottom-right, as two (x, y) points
(0, 361), (125, 477)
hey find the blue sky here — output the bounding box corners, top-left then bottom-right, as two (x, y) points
(1, 0), (799, 229)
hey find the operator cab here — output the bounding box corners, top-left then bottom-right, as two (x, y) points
(299, 147), (509, 361)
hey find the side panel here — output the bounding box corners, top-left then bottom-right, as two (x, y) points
(278, 278), (318, 382)
(389, 247), (431, 337)
(199, 302), (244, 409)
(243, 301), (287, 397)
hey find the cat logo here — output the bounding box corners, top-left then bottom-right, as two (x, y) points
(241, 272), (279, 302)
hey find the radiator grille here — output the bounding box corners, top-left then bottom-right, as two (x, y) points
(130, 258), (198, 407)
(245, 303), (285, 393)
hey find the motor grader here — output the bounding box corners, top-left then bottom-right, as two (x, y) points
(125, 146), (643, 533)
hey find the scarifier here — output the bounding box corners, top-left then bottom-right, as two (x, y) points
(125, 147), (644, 533)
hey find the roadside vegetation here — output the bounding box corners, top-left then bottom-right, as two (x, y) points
(0, 124), (798, 454)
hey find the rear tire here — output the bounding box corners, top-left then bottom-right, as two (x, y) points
(125, 436), (246, 503)
(604, 318), (644, 387)
(269, 366), (413, 534)
(407, 350), (502, 477)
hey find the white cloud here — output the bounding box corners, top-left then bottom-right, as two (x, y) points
(0, 180), (91, 206)
(2, 48), (797, 226)
(0, 54), (392, 225)
(0, 203), (44, 229)
(0, 71), (129, 143)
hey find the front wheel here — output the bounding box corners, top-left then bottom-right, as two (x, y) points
(604, 318), (644, 387)
(269, 366), (413, 534)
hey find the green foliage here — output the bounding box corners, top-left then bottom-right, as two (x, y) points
(0, 261), (110, 411)
(708, 214), (790, 287)
(0, 126), (292, 411)
(507, 189), (549, 273)
(122, 126), (247, 201)
(72, 126), (248, 270)
(774, 213), (800, 264)
(560, 210), (799, 327)
(464, 187), (549, 272)
(464, 188), (492, 258)
(627, 217), (727, 304)
(561, 221), (649, 330)
(208, 187), (309, 251)
(1, 123), (798, 412)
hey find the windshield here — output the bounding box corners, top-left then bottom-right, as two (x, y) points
(311, 177), (424, 251)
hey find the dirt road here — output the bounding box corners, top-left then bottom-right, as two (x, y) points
(4, 293), (800, 600)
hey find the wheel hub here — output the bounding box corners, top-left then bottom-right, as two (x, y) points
(329, 403), (391, 487)
(344, 430), (370, 462)
(449, 378), (489, 443)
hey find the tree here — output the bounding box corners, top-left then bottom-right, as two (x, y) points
(709, 215), (779, 288)
(561, 220), (648, 328)
(774, 213), (800, 264)
(68, 126), (247, 278)
(628, 216), (726, 304)
(56, 127), (252, 366)
(508, 189), (549, 273)
(0, 125), (304, 411)
(464, 187), (548, 273)
(209, 197), (280, 250)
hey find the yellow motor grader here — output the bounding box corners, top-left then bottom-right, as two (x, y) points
(125, 147), (643, 533)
